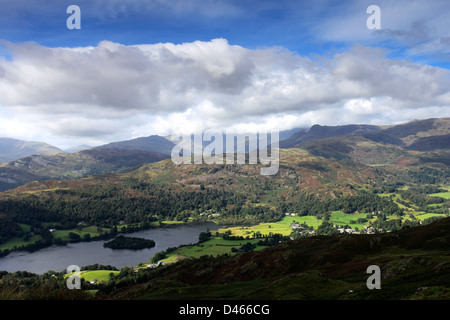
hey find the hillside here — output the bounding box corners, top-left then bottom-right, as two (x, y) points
(107, 216), (450, 300)
(0, 118), (447, 192)
(0, 148), (169, 192)
(0, 148), (385, 200)
(95, 135), (175, 155)
(280, 118), (450, 151)
(0, 135), (175, 192)
(64, 145), (95, 153)
(280, 124), (380, 148)
(280, 118), (450, 182)
(0, 138), (64, 163)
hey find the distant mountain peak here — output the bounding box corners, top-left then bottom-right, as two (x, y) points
(94, 135), (175, 155)
(0, 138), (64, 163)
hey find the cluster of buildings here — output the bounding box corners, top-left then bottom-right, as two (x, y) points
(199, 211), (220, 218)
(285, 212), (297, 217)
(145, 261), (165, 269)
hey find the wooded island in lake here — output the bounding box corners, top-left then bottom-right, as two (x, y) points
(103, 236), (156, 250)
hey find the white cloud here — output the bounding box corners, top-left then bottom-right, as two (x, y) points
(313, 0), (450, 64)
(0, 39), (449, 148)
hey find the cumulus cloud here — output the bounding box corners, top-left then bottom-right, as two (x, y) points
(0, 38), (449, 148)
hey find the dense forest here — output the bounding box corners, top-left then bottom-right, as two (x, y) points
(0, 184), (250, 228)
(279, 191), (404, 217)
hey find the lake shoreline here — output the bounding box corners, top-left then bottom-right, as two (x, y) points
(0, 220), (217, 258)
(0, 221), (221, 274)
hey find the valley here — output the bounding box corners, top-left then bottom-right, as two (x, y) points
(0, 117), (448, 300)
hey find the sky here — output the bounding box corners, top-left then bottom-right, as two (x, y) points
(0, 0), (449, 149)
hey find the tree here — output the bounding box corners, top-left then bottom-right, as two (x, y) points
(198, 232), (211, 243)
(68, 232), (81, 241)
(316, 221), (339, 236)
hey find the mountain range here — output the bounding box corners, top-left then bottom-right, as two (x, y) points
(0, 117), (448, 192)
(280, 118), (450, 163)
(0, 135), (174, 191)
(1, 117), (448, 216)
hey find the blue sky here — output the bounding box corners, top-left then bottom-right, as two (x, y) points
(0, 0), (449, 148)
(1, 0), (448, 66)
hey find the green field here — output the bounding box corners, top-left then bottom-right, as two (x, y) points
(430, 192), (450, 200)
(157, 237), (265, 263)
(160, 220), (186, 225)
(65, 270), (120, 282)
(216, 212), (373, 238)
(0, 235), (42, 251)
(291, 215), (323, 229)
(52, 225), (107, 241)
(378, 190), (448, 216)
(427, 203), (443, 207)
(415, 213), (447, 220)
(329, 211), (370, 230)
(216, 215), (322, 238)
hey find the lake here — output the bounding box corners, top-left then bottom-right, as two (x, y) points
(0, 222), (220, 274)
